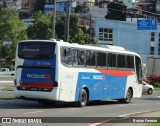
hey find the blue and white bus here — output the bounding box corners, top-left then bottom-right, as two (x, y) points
(14, 39), (143, 107)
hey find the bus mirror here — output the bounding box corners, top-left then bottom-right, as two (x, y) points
(139, 65), (143, 84)
(142, 64), (147, 74)
(142, 64), (147, 78)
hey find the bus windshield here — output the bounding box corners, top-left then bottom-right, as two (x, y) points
(18, 42), (55, 59)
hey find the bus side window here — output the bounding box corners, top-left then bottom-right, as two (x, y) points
(78, 49), (85, 66)
(72, 48), (78, 66)
(126, 55), (134, 69)
(97, 52), (106, 67)
(61, 47), (72, 66)
(107, 53), (112, 68)
(90, 51), (96, 66)
(117, 54), (126, 69)
(86, 50), (91, 66)
(112, 54), (117, 68)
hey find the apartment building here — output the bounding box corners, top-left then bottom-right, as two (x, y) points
(0, 0), (22, 10)
(21, 0), (36, 12)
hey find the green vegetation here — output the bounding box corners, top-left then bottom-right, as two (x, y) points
(154, 87), (160, 91)
(105, 0), (127, 21)
(149, 123), (160, 126)
(0, 8), (97, 60)
(0, 8), (27, 59)
(3, 86), (14, 91)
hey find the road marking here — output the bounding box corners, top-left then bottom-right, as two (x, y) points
(117, 104), (137, 107)
(23, 111), (44, 115)
(117, 110), (157, 117)
(88, 119), (110, 126)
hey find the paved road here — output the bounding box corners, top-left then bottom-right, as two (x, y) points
(0, 92), (159, 124)
(0, 76), (160, 126)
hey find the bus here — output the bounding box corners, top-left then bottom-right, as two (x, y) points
(14, 39), (143, 107)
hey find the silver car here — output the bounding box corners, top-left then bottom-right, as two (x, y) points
(142, 81), (154, 95)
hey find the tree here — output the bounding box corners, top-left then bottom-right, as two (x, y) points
(74, 5), (89, 13)
(55, 14), (79, 41)
(0, 8), (27, 45)
(27, 12), (96, 44)
(105, 0), (127, 21)
(27, 11), (52, 39)
(0, 8), (27, 59)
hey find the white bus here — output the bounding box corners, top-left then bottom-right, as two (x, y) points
(14, 39), (143, 107)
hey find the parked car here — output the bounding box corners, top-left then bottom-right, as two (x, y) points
(142, 81), (154, 95)
(0, 68), (15, 76)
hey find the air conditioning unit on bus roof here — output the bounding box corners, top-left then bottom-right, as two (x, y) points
(87, 44), (125, 51)
(100, 44), (125, 51)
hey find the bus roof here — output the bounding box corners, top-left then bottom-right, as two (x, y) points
(19, 39), (141, 58)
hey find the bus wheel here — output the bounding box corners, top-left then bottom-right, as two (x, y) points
(79, 89), (88, 107)
(118, 89), (132, 103)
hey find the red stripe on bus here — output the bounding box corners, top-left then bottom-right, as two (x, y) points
(96, 69), (135, 77)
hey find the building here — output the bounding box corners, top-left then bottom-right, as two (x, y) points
(22, 18), (35, 27)
(0, 0), (22, 10)
(134, 0), (156, 13)
(121, 0), (133, 8)
(75, 0), (95, 7)
(21, 0), (36, 12)
(95, 19), (160, 63)
(44, 2), (67, 14)
(156, 0), (160, 12)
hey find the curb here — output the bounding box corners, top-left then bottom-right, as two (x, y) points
(0, 81), (13, 83)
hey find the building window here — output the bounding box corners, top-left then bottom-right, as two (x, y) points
(99, 28), (113, 42)
(151, 32), (155, 42)
(150, 32), (155, 55)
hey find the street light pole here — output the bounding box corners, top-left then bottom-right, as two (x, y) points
(52, 0), (56, 38)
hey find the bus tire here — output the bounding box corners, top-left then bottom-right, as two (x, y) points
(79, 89), (88, 107)
(118, 88), (132, 103)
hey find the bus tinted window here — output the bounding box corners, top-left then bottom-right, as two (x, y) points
(117, 54), (126, 68)
(90, 51), (96, 66)
(97, 52), (106, 67)
(86, 50), (91, 66)
(108, 53), (117, 68)
(61, 47), (72, 66)
(127, 55), (134, 68)
(78, 50), (85, 66)
(72, 48), (78, 66)
(18, 42), (55, 59)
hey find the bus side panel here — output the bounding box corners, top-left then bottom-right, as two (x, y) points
(104, 76), (127, 99)
(126, 74), (143, 98)
(75, 72), (127, 101)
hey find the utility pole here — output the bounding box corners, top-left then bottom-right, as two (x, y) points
(65, 0), (72, 42)
(89, 14), (92, 44)
(52, 0), (56, 38)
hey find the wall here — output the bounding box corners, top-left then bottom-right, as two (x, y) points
(95, 19), (160, 64)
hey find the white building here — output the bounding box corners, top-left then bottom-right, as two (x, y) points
(22, 18), (35, 27)
(0, 0), (22, 10)
(156, 0), (160, 12)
